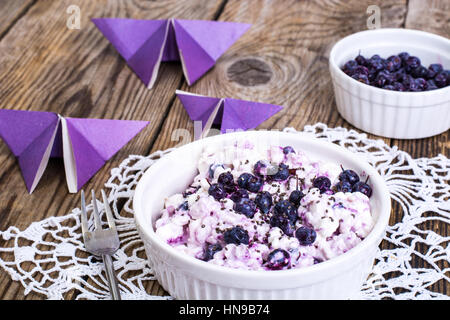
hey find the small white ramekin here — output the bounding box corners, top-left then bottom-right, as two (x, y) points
(329, 28), (450, 139)
(133, 131), (391, 300)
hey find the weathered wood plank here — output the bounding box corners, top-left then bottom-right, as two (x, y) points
(0, 0), (35, 39)
(0, 0), (224, 299)
(151, 0), (407, 152)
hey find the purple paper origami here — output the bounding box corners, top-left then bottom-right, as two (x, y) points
(176, 90), (283, 139)
(92, 18), (251, 88)
(0, 109), (149, 193)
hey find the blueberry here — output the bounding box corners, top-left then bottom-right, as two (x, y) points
(274, 200), (298, 223)
(289, 190), (304, 207)
(270, 214), (295, 236)
(411, 66), (428, 78)
(404, 56), (421, 73)
(352, 181), (373, 198)
(434, 71), (448, 88)
(343, 60), (358, 74)
(255, 191), (273, 214)
(370, 54), (381, 62)
(272, 163), (290, 181)
(178, 201), (189, 211)
(313, 176), (331, 194)
(385, 61), (396, 73)
(351, 73), (369, 84)
(369, 59), (384, 72)
(407, 79), (421, 92)
(237, 173), (253, 189)
(230, 188), (249, 203)
(393, 81), (406, 91)
(202, 243), (222, 261)
(234, 197), (257, 218)
(426, 79), (438, 90)
(208, 183), (227, 201)
(336, 180), (353, 193)
(445, 70), (450, 85)
(375, 71), (393, 87)
(415, 78), (427, 91)
(355, 54), (367, 66)
(295, 226), (317, 245)
(354, 65), (369, 76)
(398, 52), (410, 63)
(246, 175), (263, 193)
(387, 55), (402, 71)
(427, 63), (443, 79)
(283, 146), (296, 154)
(223, 226), (249, 245)
(383, 85), (395, 90)
(368, 68), (378, 82)
(265, 249), (290, 270)
(253, 160), (268, 176)
(218, 172), (236, 193)
(218, 172), (234, 186)
(394, 68), (406, 82)
(339, 169), (360, 185)
(402, 74), (415, 87)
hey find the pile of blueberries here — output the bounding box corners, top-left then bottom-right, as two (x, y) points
(203, 148), (373, 269)
(342, 52), (449, 91)
(204, 146), (318, 270)
(314, 168), (372, 198)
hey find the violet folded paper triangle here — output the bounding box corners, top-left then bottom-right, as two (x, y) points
(0, 109), (149, 193)
(92, 18), (251, 88)
(175, 90), (283, 139)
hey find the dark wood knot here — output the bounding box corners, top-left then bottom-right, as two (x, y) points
(227, 58), (272, 86)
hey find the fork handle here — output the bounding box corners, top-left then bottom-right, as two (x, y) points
(102, 254), (121, 300)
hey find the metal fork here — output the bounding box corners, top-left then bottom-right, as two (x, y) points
(80, 189), (121, 300)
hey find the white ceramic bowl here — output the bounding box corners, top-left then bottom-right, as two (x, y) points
(133, 131), (391, 299)
(329, 28), (450, 139)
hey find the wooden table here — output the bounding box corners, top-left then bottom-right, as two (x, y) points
(0, 0), (448, 299)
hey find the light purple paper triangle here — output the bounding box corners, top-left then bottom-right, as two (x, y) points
(65, 120), (105, 191)
(65, 118), (149, 190)
(174, 20), (251, 61)
(127, 21), (169, 86)
(50, 124), (63, 158)
(222, 98), (283, 132)
(18, 123), (59, 192)
(93, 18), (250, 87)
(0, 109), (59, 157)
(162, 21), (180, 61)
(176, 91), (222, 128)
(172, 20), (216, 85)
(92, 18), (167, 61)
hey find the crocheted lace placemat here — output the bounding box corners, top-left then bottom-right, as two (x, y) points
(0, 123), (448, 300)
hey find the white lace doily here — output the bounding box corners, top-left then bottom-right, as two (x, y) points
(0, 123), (448, 300)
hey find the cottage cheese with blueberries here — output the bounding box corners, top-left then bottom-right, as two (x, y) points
(154, 141), (374, 270)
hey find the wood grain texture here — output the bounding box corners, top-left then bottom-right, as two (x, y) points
(0, 0), (224, 299)
(151, 0), (407, 152)
(0, 0), (35, 39)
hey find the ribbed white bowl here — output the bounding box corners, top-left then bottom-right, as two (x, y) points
(133, 131), (391, 300)
(329, 28), (450, 139)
